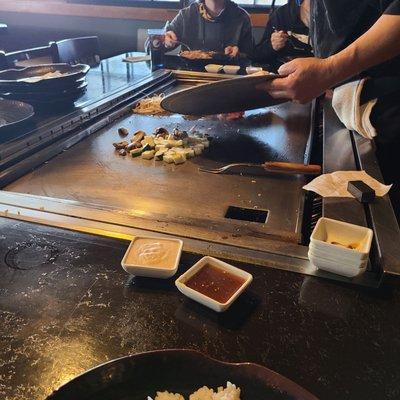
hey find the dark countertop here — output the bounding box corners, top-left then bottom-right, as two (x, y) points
(1, 217), (400, 400)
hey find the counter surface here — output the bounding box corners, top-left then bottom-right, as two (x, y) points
(0, 217), (399, 400)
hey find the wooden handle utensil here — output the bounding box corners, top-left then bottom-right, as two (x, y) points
(263, 161), (321, 175)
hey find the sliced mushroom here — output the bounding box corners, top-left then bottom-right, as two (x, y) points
(113, 141), (129, 150)
(118, 127), (129, 136)
(155, 127), (169, 138)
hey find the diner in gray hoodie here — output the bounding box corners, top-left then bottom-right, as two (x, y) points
(166, 0), (254, 56)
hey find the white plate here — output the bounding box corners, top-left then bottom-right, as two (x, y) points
(121, 236), (183, 279)
(175, 256), (252, 312)
(310, 217), (373, 263)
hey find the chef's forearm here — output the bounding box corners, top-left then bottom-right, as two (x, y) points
(324, 15), (400, 86)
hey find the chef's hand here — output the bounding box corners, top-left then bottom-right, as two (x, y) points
(224, 46), (239, 57)
(259, 57), (336, 103)
(165, 31), (178, 48)
(271, 31), (288, 51)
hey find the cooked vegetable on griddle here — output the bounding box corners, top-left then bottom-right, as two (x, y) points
(132, 95), (167, 115)
(113, 141), (129, 150)
(118, 127), (129, 136)
(112, 126), (209, 164)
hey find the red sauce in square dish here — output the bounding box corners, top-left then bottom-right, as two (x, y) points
(185, 264), (246, 303)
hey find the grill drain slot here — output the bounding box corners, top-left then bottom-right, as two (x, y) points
(224, 206), (269, 223)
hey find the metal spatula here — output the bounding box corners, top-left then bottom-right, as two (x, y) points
(160, 73), (286, 115)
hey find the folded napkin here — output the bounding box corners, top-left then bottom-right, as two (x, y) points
(303, 170), (391, 198)
(332, 78), (377, 140)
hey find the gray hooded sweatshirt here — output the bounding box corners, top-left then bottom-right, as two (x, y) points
(166, 0), (254, 56)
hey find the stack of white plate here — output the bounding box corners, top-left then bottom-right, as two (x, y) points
(308, 217), (373, 278)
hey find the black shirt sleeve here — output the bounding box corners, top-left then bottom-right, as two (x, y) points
(384, 0), (400, 14)
(166, 10), (184, 40)
(253, 9), (282, 62)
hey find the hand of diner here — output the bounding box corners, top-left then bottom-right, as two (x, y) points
(224, 45), (239, 57)
(271, 31), (288, 51)
(165, 30), (178, 48)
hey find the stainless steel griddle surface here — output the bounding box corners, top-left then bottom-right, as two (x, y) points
(5, 87), (312, 243)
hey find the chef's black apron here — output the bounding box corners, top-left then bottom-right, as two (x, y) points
(310, 0), (400, 221)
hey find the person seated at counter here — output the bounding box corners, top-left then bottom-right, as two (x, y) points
(164, 0), (254, 58)
(253, 0), (312, 68)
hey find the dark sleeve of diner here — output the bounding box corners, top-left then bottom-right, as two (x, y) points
(384, 0), (400, 14)
(166, 10), (184, 39)
(238, 15), (255, 57)
(253, 11), (280, 61)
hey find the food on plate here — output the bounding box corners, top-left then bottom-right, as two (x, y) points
(147, 382), (241, 400)
(22, 70), (64, 83)
(148, 393), (184, 400)
(180, 50), (215, 60)
(329, 241), (360, 250)
(133, 95), (167, 115)
(113, 126), (210, 165)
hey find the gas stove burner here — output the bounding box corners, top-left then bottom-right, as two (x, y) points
(4, 241), (59, 270)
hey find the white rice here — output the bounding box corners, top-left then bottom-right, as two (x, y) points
(148, 392), (185, 400)
(148, 381), (241, 400)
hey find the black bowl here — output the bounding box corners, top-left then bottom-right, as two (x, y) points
(0, 99), (34, 132)
(0, 64), (90, 91)
(46, 349), (318, 400)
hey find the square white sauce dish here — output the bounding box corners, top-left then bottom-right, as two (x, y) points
(308, 249), (368, 278)
(246, 66), (263, 75)
(205, 64), (223, 73)
(310, 217), (373, 263)
(222, 65), (240, 75)
(121, 236), (183, 279)
(175, 256), (253, 312)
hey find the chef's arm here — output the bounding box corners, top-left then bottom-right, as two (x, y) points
(262, 13), (400, 103)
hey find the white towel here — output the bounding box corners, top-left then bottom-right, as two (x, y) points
(332, 78), (378, 140)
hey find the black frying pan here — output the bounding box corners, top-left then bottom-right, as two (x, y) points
(46, 349), (318, 400)
(0, 64), (90, 91)
(0, 98), (34, 133)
